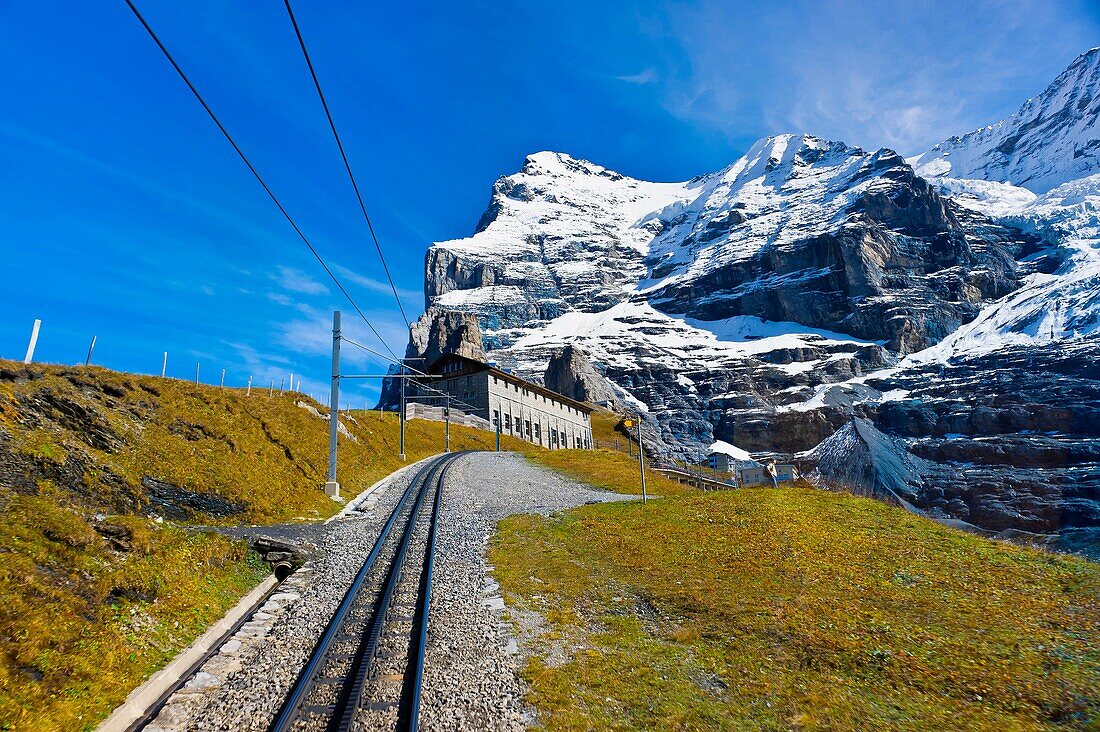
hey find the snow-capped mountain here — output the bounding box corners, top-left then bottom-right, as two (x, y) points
(404, 134), (1032, 460)
(388, 50), (1100, 538)
(431, 134), (1027, 355)
(912, 47), (1100, 193)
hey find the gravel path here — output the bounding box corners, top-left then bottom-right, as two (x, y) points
(418, 452), (633, 730)
(137, 451), (632, 731)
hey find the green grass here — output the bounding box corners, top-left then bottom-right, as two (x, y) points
(490, 484), (1100, 731)
(0, 486), (266, 731)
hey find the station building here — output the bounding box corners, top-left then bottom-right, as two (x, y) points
(413, 354), (593, 450)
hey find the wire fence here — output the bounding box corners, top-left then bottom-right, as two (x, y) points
(8, 317), (397, 411)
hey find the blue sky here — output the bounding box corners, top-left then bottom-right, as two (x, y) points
(1, 0), (1097, 403)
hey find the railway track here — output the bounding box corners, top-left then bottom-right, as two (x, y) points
(269, 451), (467, 732)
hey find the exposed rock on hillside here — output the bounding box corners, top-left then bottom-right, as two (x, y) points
(803, 418), (930, 508)
(413, 306), (487, 368)
(377, 307), (487, 409)
(543, 345), (619, 407)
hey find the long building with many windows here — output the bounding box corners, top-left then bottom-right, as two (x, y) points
(412, 354), (593, 449)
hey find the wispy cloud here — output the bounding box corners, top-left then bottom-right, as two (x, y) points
(646, 0), (1099, 155)
(276, 305), (409, 371)
(334, 264), (422, 308)
(617, 68), (658, 85)
(272, 265), (330, 295)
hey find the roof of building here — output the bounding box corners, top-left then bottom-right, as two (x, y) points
(428, 353), (595, 414)
(708, 439), (755, 461)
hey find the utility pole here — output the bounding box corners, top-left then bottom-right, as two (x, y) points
(325, 311), (341, 498)
(23, 319), (41, 364)
(444, 393), (451, 453)
(399, 367), (406, 460)
(496, 415), (501, 452)
(85, 336), (96, 366)
(162, 352), (168, 378)
(638, 413), (642, 506)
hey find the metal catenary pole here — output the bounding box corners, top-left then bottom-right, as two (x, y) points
(399, 366), (406, 460)
(86, 335), (97, 366)
(637, 413), (648, 504)
(326, 311), (341, 497)
(444, 393), (451, 453)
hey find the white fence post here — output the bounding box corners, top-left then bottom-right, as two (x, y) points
(23, 319), (41, 364)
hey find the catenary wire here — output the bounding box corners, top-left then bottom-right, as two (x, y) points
(122, 0), (401, 363)
(282, 0), (412, 332)
(342, 337), (483, 414)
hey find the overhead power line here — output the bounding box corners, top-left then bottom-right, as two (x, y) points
(282, 0), (412, 332)
(341, 335), (426, 376)
(122, 0), (400, 363)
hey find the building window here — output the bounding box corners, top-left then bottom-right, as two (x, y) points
(493, 410), (500, 426)
(504, 414), (512, 431)
(534, 423), (541, 442)
(525, 420), (532, 438)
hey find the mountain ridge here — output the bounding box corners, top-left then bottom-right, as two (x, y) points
(913, 47), (1100, 192)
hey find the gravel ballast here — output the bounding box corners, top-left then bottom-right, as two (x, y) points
(131, 451), (632, 731)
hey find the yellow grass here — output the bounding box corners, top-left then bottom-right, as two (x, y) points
(0, 360), (530, 731)
(491, 483), (1100, 731)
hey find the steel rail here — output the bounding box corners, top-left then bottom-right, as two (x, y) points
(400, 452), (460, 731)
(268, 456), (438, 732)
(335, 452), (459, 731)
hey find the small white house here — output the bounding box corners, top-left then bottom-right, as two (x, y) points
(706, 440), (760, 473)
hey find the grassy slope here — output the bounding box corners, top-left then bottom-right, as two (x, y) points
(491, 485), (1100, 731)
(0, 360), (529, 731)
(530, 409), (689, 497)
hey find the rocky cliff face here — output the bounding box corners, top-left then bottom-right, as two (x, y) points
(415, 134), (1032, 458)
(638, 137), (1027, 353)
(428, 136), (1028, 355)
(376, 307), (486, 409)
(389, 52), (1100, 539)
